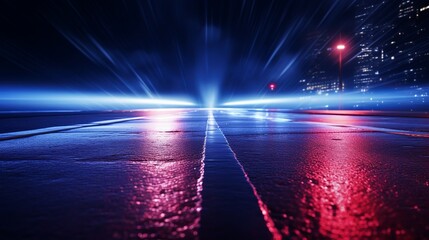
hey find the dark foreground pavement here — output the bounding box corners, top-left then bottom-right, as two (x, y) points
(0, 109), (428, 239)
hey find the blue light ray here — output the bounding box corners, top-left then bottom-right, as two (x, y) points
(0, 87), (195, 111)
(222, 89), (428, 110)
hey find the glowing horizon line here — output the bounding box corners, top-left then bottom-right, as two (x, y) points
(100, 97), (195, 106)
(222, 91), (428, 107)
(1, 94), (195, 106)
(223, 97), (299, 106)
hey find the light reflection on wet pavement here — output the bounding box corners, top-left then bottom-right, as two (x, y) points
(1, 110), (207, 239)
(0, 109), (428, 239)
(216, 109), (429, 239)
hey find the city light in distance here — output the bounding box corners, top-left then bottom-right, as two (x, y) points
(337, 44), (345, 50)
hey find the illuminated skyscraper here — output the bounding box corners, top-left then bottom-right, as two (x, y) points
(390, 0), (419, 87)
(300, 32), (338, 94)
(353, 0), (389, 92)
(415, 1), (429, 86)
(354, 0), (429, 92)
(380, 0), (429, 89)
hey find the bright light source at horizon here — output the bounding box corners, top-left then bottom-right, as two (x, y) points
(0, 88), (195, 110)
(110, 97), (195, 106)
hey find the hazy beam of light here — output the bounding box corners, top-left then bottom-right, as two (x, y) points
(222, 90), (428, 108)
(50, 23), (157, 97)
(262, 31), (290, 71)
(130, 67), (154, 98)
(262, 18), (303, 72)
(0, 88), (195, 110)
(278, 55), (298, 78)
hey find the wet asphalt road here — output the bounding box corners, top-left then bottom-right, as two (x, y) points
(0, 109), (428, 239)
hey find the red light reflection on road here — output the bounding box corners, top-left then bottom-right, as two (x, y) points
(292, 132), (411, 238)
(309, 114), (361, 126)
(301, 134), (377, 238)
(115, 110), (204, 239)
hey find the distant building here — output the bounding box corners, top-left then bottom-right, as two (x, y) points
(353, 0), (390, 92)
(413, 0), (429, 87)
(300, 32), (338, 94)
(300, 0), (428, 95)
(356, 0), (429, 92)
(390, 0), (420, 88)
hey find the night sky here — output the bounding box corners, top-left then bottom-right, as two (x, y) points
(1, 0), (356, 103)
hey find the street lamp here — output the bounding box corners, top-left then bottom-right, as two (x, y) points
(336, 44), (345, 91)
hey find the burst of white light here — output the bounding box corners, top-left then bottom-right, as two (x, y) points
(337, 44), (345, 50)
(93, 96), (195, 106)
(0, 88), (195, 109)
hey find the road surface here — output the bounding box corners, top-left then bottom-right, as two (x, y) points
(1, 109), (428, 239)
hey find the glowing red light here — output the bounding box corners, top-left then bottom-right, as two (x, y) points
(337, 44), (345, 50)
(269, 83), (276, 91)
